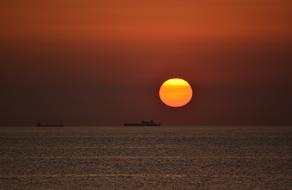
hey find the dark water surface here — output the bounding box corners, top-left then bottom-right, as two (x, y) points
(0, 127), (291, 189)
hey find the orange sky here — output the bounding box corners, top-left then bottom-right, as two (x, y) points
(1, 0), (291, 44)
(0, 0), (291, 125)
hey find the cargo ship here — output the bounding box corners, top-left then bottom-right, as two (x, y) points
(36, 122), (64, 127)
(124, 120), (160, 127)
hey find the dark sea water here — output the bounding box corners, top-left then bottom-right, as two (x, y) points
(0, 126), (291, 190)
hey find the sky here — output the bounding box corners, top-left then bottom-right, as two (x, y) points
(0, 0), (291, 126)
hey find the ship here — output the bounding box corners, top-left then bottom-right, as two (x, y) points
(124, 120), (160, 127)
(36, 122), (64, 127)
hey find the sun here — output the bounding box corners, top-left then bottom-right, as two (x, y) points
(159, 78), (193, 108)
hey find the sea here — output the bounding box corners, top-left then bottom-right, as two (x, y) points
(0, 126), (291, 190)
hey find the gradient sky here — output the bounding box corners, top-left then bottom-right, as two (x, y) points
(0, 0), (291, 126)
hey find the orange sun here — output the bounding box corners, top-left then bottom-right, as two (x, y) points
(159, 78), (193, 108)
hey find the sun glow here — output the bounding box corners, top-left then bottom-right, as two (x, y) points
(159, 78), (193, 108)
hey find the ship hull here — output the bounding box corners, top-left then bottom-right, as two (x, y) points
(123, 124), (160, 127)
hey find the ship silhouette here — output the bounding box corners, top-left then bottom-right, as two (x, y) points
(36, 122), (64, 127)
(124, 120), (160, 127)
